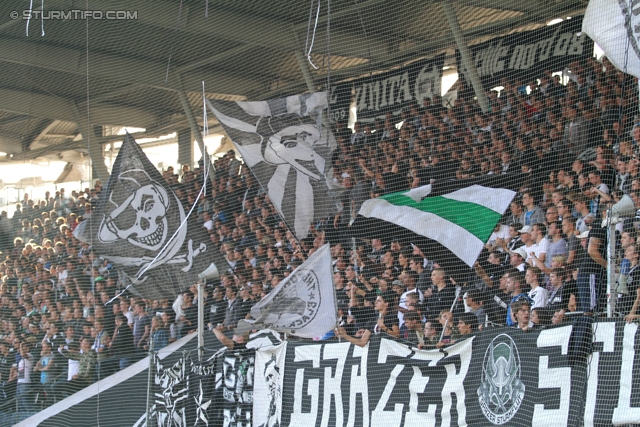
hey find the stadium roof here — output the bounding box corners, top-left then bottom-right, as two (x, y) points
(0, 0), (587, 170)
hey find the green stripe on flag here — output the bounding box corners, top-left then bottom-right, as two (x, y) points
(379, 192), (501, 242)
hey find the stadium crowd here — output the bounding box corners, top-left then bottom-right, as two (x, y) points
(1, 54), (640, 413)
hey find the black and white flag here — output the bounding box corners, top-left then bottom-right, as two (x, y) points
(213, 349), (255, 427)
(236, 244), (336, 339)
(187, 360), (216, 427)
(583, 0), (640, 79)
(207, 93), (340, 240)
(73, 133), (227, 300)
(154, 355), (189, 427)
(253, 341), (287, 427)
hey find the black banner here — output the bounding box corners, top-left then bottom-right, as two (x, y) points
(331, 54), (445, 121)
(254, 320), (640, 427)
(213, 349), (254, 427)
(187, 360), (216, 427)
(154, 356), (189, 426)
(327, 83), (352, 124)
(582, 319), (640, 426)
(19, 320), (640, 427)
(457, 16), (591, 90)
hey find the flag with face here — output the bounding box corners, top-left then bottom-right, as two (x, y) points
(207, 92), (341, 240)
(73, 133), (227, 300)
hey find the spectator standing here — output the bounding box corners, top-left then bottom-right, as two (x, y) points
(16, 341), (34, 412)
(179, 291), (197, 335)
(33, 341), (55, 400)
(563, 104), (589, 155)
(526, 267), (549, 309)
(505, 271), (532, 326)
(0, 342), (14, 401)
(426, 268), (456, 322)
(512, 300), (532, 331)
(109, 314), (135, 371)
(588, 169), (610, 217)
(147, 317), (168, 351)
(521, 192), (545, 226)
(561, 216), (581, 266)
(120, 299), (134, 327)
(207, 287), (226, 329)
(399, 311), (424, 346)
(578, 222), (607, 313)
(528, 223), (549, 268)
(619, 244), (640, 321)
(222, 286), (241, 333)
(409, 256), (430, 293)
(132, 302), (150, 357)
(397, 271), (423, 327)
(92, 319), (109, 378)
(161, 309), (180, 344)
(465, 289), (486, 327)
(53, 338), (96, 400)
(544, 221), (568, 270)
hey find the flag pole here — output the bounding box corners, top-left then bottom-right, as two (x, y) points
(145, 338), (154, 427)
(439, 285), (462, 342)
(351, 237), (358, 271)
(333, 243), (341, 342)
(198, 281), (205, 362)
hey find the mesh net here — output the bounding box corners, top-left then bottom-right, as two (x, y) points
(0, 0), (639, 426)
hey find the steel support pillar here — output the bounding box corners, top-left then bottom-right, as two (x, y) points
(442, 2), (490, 113)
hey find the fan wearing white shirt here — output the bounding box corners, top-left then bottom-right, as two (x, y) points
(397, 271), (424, 327)
(527, 223), (548, 268)
(486, 223), (511, 252)
(526, 267), (549, 308)
(517, 225), (536, 264)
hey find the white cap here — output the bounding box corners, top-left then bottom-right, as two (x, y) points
(518, 225), (533, 234)
(511, 246), (529, 260)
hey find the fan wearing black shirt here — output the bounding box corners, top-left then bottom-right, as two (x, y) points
(425, 268), (456, 322)
(344, 292), (376, 336)
(180, 291), (198, 334)
(335, 293), (399, 347)
(546, 267), (577, 312)
(484, 251), (506, 285)
(577, 223), (607, 313)
(208, 286), (227, 327)
(477, 265), (514, 326)
(236, 286), (255, 322)
(0, 342), (13, 400)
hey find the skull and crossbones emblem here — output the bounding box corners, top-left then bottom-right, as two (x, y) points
(99, 170), (170, 251)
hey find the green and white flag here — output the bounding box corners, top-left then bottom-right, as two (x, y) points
(352, 179), (517, 277)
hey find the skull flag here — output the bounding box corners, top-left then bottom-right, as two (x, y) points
(207, 92), (341, 240)
(74, 133), (227, 300)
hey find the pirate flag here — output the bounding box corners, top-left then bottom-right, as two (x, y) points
(207, 92), (341, 240)
(74, 133), (227, 300)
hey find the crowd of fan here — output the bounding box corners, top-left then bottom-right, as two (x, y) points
(332, 57), (640, 347)
(1, 55), (640, 414)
